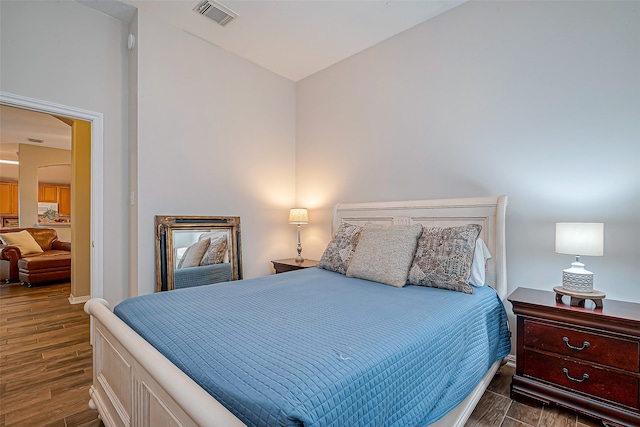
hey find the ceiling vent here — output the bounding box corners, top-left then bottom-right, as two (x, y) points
(193, 0), (238, 27)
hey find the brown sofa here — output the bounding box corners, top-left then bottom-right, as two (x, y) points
(0, 227), (71, 286)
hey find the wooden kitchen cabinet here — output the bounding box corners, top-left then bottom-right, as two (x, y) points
(58, 186), (71, 216)
(38, 183), (71, 215)
(0, 181), (19, 215)
(39, 184), (59, 203)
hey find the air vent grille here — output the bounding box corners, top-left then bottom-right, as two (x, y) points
(194, 0), (238, 26)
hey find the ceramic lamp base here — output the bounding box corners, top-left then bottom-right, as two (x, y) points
(561, 261), (594, 293)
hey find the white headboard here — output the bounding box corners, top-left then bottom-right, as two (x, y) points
(332, 195), (508, 299)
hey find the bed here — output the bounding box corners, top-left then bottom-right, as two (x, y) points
(85, 195), (510, 427)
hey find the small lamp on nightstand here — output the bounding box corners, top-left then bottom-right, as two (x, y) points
(289, 208), (309, 263)
(554, 223), (605, 308)
(555, 222), (604, 292)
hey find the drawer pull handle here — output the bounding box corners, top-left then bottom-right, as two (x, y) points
(562, 368), (589, 383)
(563, 337), (590, 351)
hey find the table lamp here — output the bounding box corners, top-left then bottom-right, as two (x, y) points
(289, 208), (309, 263)
(555, 222), (604, 292)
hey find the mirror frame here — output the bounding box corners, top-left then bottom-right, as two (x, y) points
(155, 215), (242, 292)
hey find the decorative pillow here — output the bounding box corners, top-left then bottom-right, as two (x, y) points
(317, 222), (363, 275)
(0, 230), (44, 255)
(469, 238), (492, 287)
(408, 224), (482, 294)
(346, 223), (423, 288)
(198, 230), (228, 242)
(176, 238), (210, 269)
(200, 236), (228, 266)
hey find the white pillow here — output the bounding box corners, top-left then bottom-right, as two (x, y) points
(469, 238), (492, 287)
(176, 239), (210, 269)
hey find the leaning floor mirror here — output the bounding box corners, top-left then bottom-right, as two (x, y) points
(155, 216), (242, 292)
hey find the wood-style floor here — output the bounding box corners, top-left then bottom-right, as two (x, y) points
(465, 364), (605, 427)
(0, 281), (99, 427)
(0, 281), (606, 427)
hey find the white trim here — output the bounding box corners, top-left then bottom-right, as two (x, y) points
(0, 91), (104, 300)
(69, 294), (91, 305)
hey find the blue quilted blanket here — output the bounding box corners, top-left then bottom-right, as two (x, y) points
(114, 268), (510, 427)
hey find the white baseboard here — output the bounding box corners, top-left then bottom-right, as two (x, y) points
(504, 354), (516, 368)
(69, 294), (90, 305)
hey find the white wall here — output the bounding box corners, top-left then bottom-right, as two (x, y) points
(296, 1), (640, 303)
(1, 2), (297, 302)
(3, 0), (636, 307)
(134, 8), (297, 295)
(0, 0), (130, 304)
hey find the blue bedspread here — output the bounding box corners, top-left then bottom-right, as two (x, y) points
(114, 268), (510, 427)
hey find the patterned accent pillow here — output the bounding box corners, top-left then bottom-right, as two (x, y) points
(346, 223), (423, 288)
(317, 222), (363, 275)
(200, 236), (229, 266)
(407, 224), (482, 294)
(177, 238), (210, 269)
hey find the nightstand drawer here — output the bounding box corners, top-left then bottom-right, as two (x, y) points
(510, 287), (640, 426)
(523, 351), (639, 409)
(524, 319), (639, 372)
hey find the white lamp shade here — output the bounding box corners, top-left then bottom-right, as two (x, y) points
(289, 208), (309, 224)
(555, 223), (604, 256)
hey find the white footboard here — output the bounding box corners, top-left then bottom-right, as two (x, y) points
(83, 196), (507, 426)
(84, 298), (246, 427)
(85, 297), (500, 427)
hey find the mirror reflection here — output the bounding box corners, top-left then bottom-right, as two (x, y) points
(155, 216), (242, 292)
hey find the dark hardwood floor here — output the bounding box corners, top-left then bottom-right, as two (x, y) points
(0, 280), (606, 427)
(0, 281), (99, 427)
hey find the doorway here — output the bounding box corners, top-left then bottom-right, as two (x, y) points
(0, 91), (104, 300)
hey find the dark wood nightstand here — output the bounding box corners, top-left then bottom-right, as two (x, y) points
(508, 287), (640, 427)
(271, 258), (319, 274)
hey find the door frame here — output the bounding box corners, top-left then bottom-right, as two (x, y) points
(0, 91), (104, 300)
